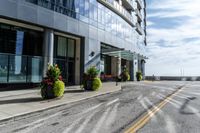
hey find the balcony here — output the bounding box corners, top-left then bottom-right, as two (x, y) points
(122, 0), (134, 11)
(136, 23), (143, 35)
(97, 0), (135, 27)
(136, 0), (143, 9)
(135, 9), (142, 22)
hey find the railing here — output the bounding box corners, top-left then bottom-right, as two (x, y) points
(0, 53), (44, 83)
(113, 1), (133, 21)
(98, 0), (135, 26)
(122, 0), (134, 10)
(135, 9), (142, 22)
(136, 23), (143, 35)
(136, 0), (143, 9)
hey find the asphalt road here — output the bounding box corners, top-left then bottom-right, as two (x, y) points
(139, 82), (200, 133)
(0, 81), (187, 133)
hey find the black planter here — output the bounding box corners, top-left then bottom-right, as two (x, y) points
(41, 85), (55, 99)
(85, 80), (93, 91)
(136, 77), (140, 81)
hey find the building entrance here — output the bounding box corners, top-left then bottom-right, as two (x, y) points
(54, 35), (76, 85)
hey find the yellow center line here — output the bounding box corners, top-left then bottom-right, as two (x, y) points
(124, 87), (183, 133)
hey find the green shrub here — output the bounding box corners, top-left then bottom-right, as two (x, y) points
(92, 78), (102, 91)
(136, 71), (143, 81)
(53, 80), (65, 97)
(87, 66), (99, 79)
(120, 70), (130, 81)
(127, 74), (130, 81)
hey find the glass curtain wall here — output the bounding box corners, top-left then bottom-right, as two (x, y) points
(26, 0), (133, 42)
(0, 23), (43, 83)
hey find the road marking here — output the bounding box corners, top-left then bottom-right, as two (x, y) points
(139, 98), (154, 118)
(144, 97), (176, 133)
(160, 93), (200, 118)
(62, 103), (103, 133)
(13, 112), (61, 133)
(105, 103), (119, 128)
(81, 103), (103, 114)
(181, 91), (200, 96)
(157, 95), (180, 109)
(20, 123), (43, 133)
(106, 98), (119, 106)
(137, 95), (143, 100)
(124, 86), (183, 133)
(91, 107), (112, 133)
(63, 115), (83, 133)
(75, 110), (98, 133)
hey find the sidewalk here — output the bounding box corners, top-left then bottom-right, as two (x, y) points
(0, 82), (121, 122)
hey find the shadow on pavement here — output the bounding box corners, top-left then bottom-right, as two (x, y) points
(0, 97), (42, 105)
(64, 90), (85, 93)
(179, 97), (197, 115)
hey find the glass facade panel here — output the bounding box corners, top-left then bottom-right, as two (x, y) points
(0, 54), (8, 83)
(54, 35), (76, 85)
(57, 36), (67, 57)
(68, 39), (75, 58)
(0, 23), (44, 83)
(26, 0), (137, 42)
(9, 55), (27, 83)
(0, 23), (43, 56)
(27, 57), (43, 83)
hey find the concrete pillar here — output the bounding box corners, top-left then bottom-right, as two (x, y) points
(43, 29), (54, 77)
(111, 57), (117, 76)
(75, 39), (80, 85)
(133, 59), (138, 81)
(117, 57), (121, 76)
(141, 60), (145, 79)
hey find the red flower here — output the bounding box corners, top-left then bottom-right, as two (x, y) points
(58, 75), (63, 81)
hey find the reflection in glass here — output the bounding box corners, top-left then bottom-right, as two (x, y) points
(57, 36), (67, 57)
(27, 57), (43, 83)
(9, 55), (27, 83)
(0, 54), (8, 83)
(68, 39), (75, 58)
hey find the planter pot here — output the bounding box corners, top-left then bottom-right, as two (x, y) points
(41, 85), (56, 99)
(85, 80), (93, 91)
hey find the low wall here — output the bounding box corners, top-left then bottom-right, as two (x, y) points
(145, 76), (200, 81)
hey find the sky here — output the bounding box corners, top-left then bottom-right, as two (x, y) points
(145, 0), (200, 76)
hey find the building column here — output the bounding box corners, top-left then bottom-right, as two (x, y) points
(43, 29), (54, 77)
(117, 57), (121, 76)
(141, 60), (145, 79)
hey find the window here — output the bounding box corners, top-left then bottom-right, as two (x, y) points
(68, 39), (75, 58)
(57, 36), (67, 57)
(0, 23), (43, 56)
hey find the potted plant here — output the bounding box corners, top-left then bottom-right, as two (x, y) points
(83, 66), (102, 91)
(41, 64), (65, 99)
(136, 71), (143, 81)
(120, 68), (130, 82)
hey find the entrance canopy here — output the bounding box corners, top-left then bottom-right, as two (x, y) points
(101, 48), (135, 61)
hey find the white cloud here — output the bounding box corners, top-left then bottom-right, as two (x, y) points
(146, 0), (200, 76)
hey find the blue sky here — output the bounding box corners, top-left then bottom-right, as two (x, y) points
(145, 0), (200, 76)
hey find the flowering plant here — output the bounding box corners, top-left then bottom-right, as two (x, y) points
(41, 64), (65, 99)
(41, 64), (62, 89)
(46, 64), (61, 81)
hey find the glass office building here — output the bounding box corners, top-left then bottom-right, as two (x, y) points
(0, 0), (147, 88)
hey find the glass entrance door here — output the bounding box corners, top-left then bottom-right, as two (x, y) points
(54, 36), (76, 85)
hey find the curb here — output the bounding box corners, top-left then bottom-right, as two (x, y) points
(0, 86), (122, 124)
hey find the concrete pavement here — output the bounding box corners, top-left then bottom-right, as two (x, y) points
(0, 81), (186, 133)
(0, 82), (121, 122)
